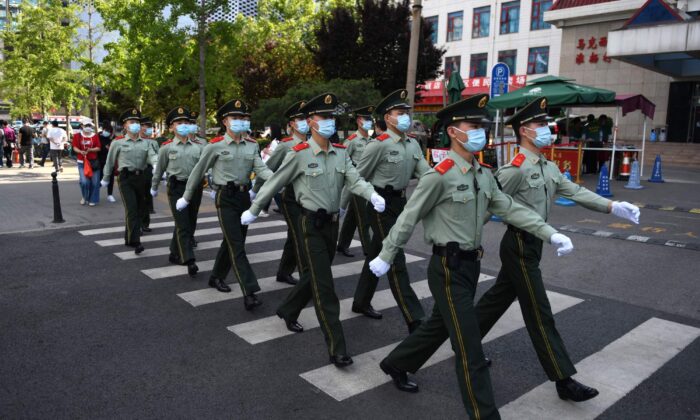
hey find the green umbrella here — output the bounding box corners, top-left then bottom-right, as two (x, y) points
(446, 70), (465, 104)
(487, 76), (615, 109)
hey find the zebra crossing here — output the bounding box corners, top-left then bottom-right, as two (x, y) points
(80, 212), (700, 418)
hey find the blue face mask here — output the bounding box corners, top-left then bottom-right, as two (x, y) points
(175, 124), (189, 137)
(189, 124), (199, 135)
(241, 120), (251, 132)
(454, 127), (487, 152)
(127, 123), (140, 134)
(392, 114), (411, 132)
(144, 128), (153, 137)
(295, 120), (309, 135)
(314, 119), (336, 138)
(229, 119), (247, 134)
(361, 119), (373, 132)
(528, 126), (552, 148)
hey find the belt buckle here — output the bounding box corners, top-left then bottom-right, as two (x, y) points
(476, 248), (484, 261)
(332, 213), (339, 223)
(401, 190), (406, 198)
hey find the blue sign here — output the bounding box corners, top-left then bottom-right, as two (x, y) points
(490, 63), (510, 98)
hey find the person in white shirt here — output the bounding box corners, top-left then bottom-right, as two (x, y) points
(47, 120), (68, 172)
(39, 121), (50, 167)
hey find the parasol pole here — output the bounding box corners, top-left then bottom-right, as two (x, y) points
(641, 116), (647, 178)
(609, 106), (619, 180)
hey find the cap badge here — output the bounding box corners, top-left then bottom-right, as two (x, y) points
(478, 96), (488, 108)
(540, 98), (547, 109)
(177, 107), (184, 114)
(400, 90), (407, 99)
(235, 100), (241, 108)
(324, 95), (332, 105)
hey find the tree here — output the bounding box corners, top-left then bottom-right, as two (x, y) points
(312, 0), (445, 96)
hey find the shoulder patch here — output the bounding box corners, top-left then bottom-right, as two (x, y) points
(114, 135), (125, 141)
(210, 136), (225, 144)
(281, 137), (293, 143)
(292, 142), (310, 152)
(333, 143), (347, 149)
(346, 133), (357, 141)
(376, 133), (390, 141)
(512, 153), (526, 167)
(161, 139), (173, 146)
(434, 158), (455, 175)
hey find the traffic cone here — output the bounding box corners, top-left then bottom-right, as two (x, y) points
(12, 149), (19, 164)
(617, 152), (631, 181)
(624, 160), (644, 189)
(648, 154), (665, 183)
(555, 169), (577, 206)
(595, 163), (613, 197)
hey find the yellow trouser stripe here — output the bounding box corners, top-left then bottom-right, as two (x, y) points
(217, 191), (246, 295)
(352, 195), (368, 249)
(281, 196), (303, 271)
(169, 187), (185, 262)
(515, 233), (563, 379)
(376, 212), (412, 323)
(117, 177), (132, 244)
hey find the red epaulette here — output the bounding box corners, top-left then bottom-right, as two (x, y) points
(333, 143), (347, 149)
(245, 137), (257, 143)
(281, 137), (293, 143)
(480, 161), (492, 169)
(346, 133), (357, 141)
(161, 139), (173, 146)
(376, 133), (390, 141)
(210, 136), (225, 143)
(512, 153), (526, 167)
(114, 135), (125, 141)
(292, 142), (310, 152)
(434, 158), (455, 175)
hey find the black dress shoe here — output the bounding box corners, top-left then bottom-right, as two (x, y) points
(134, 244), (145, 255)
(380, 360), (419, 393)
(244, 294), (262, 311)
(187, 263), (199, 277)
(352, 304), (383, 319)
(276, 310), (303, 333)
(556, 377), (599, 402)
(408, 319), (422, 334)
(141, 226), (152, 233)
(168, 253), (181, 265)
(276, 273), (298, 285)
(208, 277), (231, 293)
(336, 247), (354, 257)
(330, 354), (354, 368)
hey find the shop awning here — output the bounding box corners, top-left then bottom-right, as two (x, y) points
(487, 75), (616, 109)
(615, 93), (655, 119)
(416, 76), (528, 106)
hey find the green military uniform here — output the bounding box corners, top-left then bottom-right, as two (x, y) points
(102, 108), (157, 251)
(187, 110), (206, 235)
(152, 107), (205, 270)
(248, 93), (376, 361)
(475, 97), (611, 384)
(353, 90), (431, 330)
(337, 105), (375, 255)
(381, 95), (559, 420)
(183, 99), (273, 300)
(139, 116), (159, 230)
(252, 100), (308, 284)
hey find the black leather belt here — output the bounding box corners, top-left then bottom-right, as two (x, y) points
(301, 207), (339, 223)
(168, 176), (188, 185)
(215, 182), (250, 192)
(120, 168), (144, 176)
(432, 245), (484, 261)
(374, 185), (406, 198)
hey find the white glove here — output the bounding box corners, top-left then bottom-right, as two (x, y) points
(249, 190), (256, 200)
(611, 201), (640, 224)
(241, 210), (257, 225)
(550, 233), (574, 257)
(370, 193), (386, 213)
(339, 208), (347, 218)
(369, 257), (391, 277)
(150, 188), (158, 197)
(100, 180), (109, 188)
(176, 197), (189, 211)
(210, 190), (216, 200)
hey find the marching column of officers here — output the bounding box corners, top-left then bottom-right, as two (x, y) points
(103, 90), (641, 419)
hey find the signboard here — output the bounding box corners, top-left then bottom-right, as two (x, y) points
(490, 63), (510, 98)
(542, 147), (581, 176)
(430, 148), (449, 164)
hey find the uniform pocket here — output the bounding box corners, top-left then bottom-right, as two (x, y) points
(335, 166), (346, 185)
(304, 167), (325, 190)
(451, 191), (475, 220)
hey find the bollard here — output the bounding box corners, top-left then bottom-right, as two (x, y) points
(51, 171), (65, 223)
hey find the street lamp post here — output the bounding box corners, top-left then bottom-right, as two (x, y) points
(405, 0), (422, 108)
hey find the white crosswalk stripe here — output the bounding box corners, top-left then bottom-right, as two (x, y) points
(79, 217), (219, 236)
(228, 274), (494, 345)
(299, 291), (584, 402)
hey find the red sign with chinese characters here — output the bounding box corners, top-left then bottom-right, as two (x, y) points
(416, 75), (527, 106)
(575, 35), (611, 66)
(542, 147), (581, 176)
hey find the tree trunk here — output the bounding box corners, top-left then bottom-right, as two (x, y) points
(198, 0), (207, 137)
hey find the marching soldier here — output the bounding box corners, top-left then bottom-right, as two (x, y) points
(336, 105), (374, 258)
(474, 97), (640, 402)
(139, 116), (159, 232)
(241, 93), (386, 367)
(371, 95), (575, 419)
(101, 108), (158, 254)
(186, 110), (206, 244)
(251, 100), (309, 286)
(352, 89), (431, 329)
(177, 99), (273, 311)
(188, 110), (207, 144)
(150, 106), (205, 277)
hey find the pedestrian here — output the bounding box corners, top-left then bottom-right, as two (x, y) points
(18, 120), (35, 169)
(2, 120), (17, 168)
(336, 105), (375, 258)
(98, 121), (117, 202)
(241, 93), (386, 368)
(177, 99), (273, 310)
(47, 120), (67, 172)
(151, 106), (205, 277)
(139, 117), (159, 232)
(0, 122), (5, 168)
(38, 121), (50, 167)
(373, 94), (574, 419)
(351, 89), (431, 330)
(474, 97), (641, 403)
(100, 108), (158, 255)
(72, 122), (102, 206)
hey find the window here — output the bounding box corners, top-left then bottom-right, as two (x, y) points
(470, 53), (488, 78)
(447, 11), (463, 42)
(531, 0), (553, 30)
(498, 50), (517, 74)
(527, 46), (549, 74)
(425, 16), (439, 44)
(500, 1), (520, 34)
(445, 56), (462, 77)
(472, 6), (490, 38)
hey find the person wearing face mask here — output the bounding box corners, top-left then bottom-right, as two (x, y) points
(151, 107), (205, 277)
(177, 99), (273, 310)
(350, 89), (431, 330)
(187, 111), (206, 143)
(72, 122), (102, 206)
(101, 108), (158, 254)
(474, 97), (640, 403)
(372, 95), (571, 419)
(139, 117), (160, 232)
(336, 105), (375, 258)
(250, 100), (309, 286)
(240, 93), (386, 368)
(98, 122), (117, 202)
